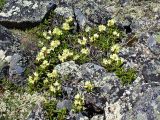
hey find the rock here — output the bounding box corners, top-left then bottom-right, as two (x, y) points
(76, 113), (89, 120)
(52, 0), (111, 29)
(54, 61), (124, 118)
(80, 63), (107, 82)
(147, 33), (160, 55)
(122, 86), (160, 120)
(0, 25), (29, 85)
(91, 115), (104, 120)
(142, 60), (160, 84)
(56, 100), (72, 111)
(0, 0), (56, 28)
(104, 101), (122, 120)
(54, 61), (82, 80)
(27, 102), (45, 120)
(0, 25), (20, 79)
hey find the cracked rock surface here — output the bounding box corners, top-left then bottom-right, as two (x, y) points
(0, 0), (56, 28)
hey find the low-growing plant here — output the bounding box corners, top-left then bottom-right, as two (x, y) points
(43, 99), (67, 120)
(72, 93), (85, 112)
(27, 15), (137, 118)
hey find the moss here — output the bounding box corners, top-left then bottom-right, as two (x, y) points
(115, 67), (137, 85)
(0, 0), (5, 11)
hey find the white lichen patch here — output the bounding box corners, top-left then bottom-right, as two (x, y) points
(105, 101), (122, 120)
(0, 91), (45, 120)
(32, 2), (38, 9)
(0, 6), (20, 17)
(22, 0), (33, 7)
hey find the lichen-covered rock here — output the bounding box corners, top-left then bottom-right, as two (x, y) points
(54, 61), (82, 80)
(0, 0), (56, 28)
(104, 101), (122, 120)
(122, 86), (160, 120)
(142, 60), (160, 84)
(90, 115), (104, 120)
(0, 25), (29, 85)
(52, 0), (111, 29)
(27, 102), (45, 120)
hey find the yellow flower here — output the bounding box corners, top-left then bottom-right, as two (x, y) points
(28, 76), (34, 84)
(43, 78), (49, 84)
(75, 93), (81, 100)
(73, 55), (80, 60)
(50, 85), (56, 92)
(58, 54), (65, 62)
(33, 72), (38, 77)
(76, 105), (83, 111)
(53, 81), (60, 87)
(113, 31), (120, 37)
(40, 60), (49, 69)
(62, 22), (70, 30)
(48, 30), (52, 35)
(81, 48), (90, 55)
(50, 40), (60, 48)
(85, 26), (91, 32)
(93, 33), (99, 39)
(52, 27), (63, 36)
(90, 33), (99, 42)
(89, 36), (94, 42)
(107, 19), (115, 26)
(36, 52), (44, 61)
(98, 25), (106, 32)
(47, 49), (52, 54)
(41, 47), (47, 53)
(111, 44), (121, 53)
(43, 32), (47, 38)
(58, 49), (73, 62)
(74, 100), (81, 106)
(65, 16), (73, 23)
(110, 54), (119, 61)
(84, 81), (94, 91)
(47, 70), (58, 78)
(52, 70), (58, 78)
(102, 59), (112, 65)
(78, 37), (87, 45)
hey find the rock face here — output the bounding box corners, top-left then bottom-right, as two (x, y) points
(51, 0), (111, 29)
(54, 61), (160, 120)
(0, 25), (28, 85)
(0, 0), (56, 28)
(122, 86), (160, 120)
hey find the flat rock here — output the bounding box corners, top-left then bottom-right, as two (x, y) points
(0, 0), (56, 28)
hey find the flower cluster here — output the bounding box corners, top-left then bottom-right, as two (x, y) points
(78, 37), (87, 45)
(81, 48), (90, 55)
(58, 49), (73, 62)
(73, 93), (85, 111)
(102, 44), (124, 66)
(107, 19), (115, 26)
(84, 81), (94, 92)
(28, 72), (39, 84)
(49, 80), (61, 94)
(90, 33), (99, 42)
(98, 25), (106, 32)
